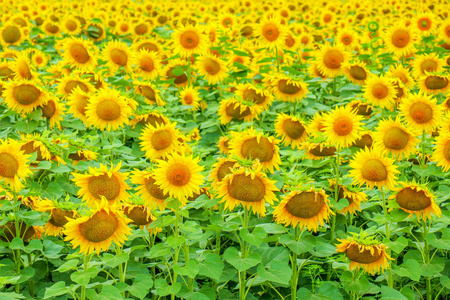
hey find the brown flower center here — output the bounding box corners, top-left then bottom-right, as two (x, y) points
(139, 85), (156, 102)
(349, 66), (366, 80)
(49, 208), (74, 227)
(225, 103), (251, 119)
(228, 173), (265, 202)
(263, 23), (280, 42)
(203, 58), (221, 75)
(140, 114), (166, 127)
(341, 34), (352, 45)
(420, 59), (438, 74)
(96, 99), (121, 121)
(111, 49), (128, 66)
(0, 66), (14, 81)
(167, 67), (188, 85)
(372, 83), (389, 99)
(240, 137), (274, 163)
(323, 49), (344, 69)
(424, 76), (449, 90)
(138, 42), (158, 53)
(409, 102), (432, 124)
(65, 20), (78, 31)
(217, 161), (236, 181)
(285, 191), (325, 218)
(13, 84), (41, 105)
(391, 29), (410, 48)
(21, 141), (44, 161)
(45, 23), (59, 34)
(125, 206), (152, 225)
(383, 127), (409, 150)
(241, 26), (253, 37)
(444, 141), (450, 162)
(180, 30), (200, 49)
(166, 163), (191, 186)
(2, 26), (21, 44)
(0, 221), (35, 242)
(418, 19), (431, 30)
(135, 24), (148, 35)
(64, 81), (89, 94)
(40, 100), (56, 118)
(396, 187), (432, 211)
(0, 153), (19, 178)
(346, 244), (382, 264)
(285, 35), (295, 47)
(283, 119), (305, 139)
(361, 159), (387, 182)
(337, 187), (354, 205)
(333, 116), (353, 136)
(70, 44), (90, 64)
(140, 56), (154, 72)
(79, 210), (118, 243)
(151, 130), (173, 150)
(243, 88), (265, 104)
(88, 174), (121, 200)
(310, 145), (336, 156)
(277, 79), (301, 95)
(144, 177), (168, 199)
(184, 95), (193, 104)
(353, 134), (373, 148)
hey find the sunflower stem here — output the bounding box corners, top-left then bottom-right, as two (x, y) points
(172, 199), (181, 300)
(291, 226), (300, 300)
(327, 148), (340, 281)
(380, 187), (393, 288)
(422, 220), (432, 300)
(420, 131), (427, 185)
(239, 206), (249, 300)
(27, 253), (35, 297)
(80, 253), (92, 300)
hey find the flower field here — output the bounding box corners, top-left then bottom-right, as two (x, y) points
(0, 0), (450, 299)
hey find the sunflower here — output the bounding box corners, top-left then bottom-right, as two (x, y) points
(131, 170), (169, 211)
(372, 117), (419, 159)
(102, 40), (133, 73)
(122, 203), (159, 234)
(399, 92), (443, 133)
(384, 25), (416, 57)
(163, 59), (190, 87)
(3, 80), (48, 115)
(217, 164), (278, 216)
(11, 53), (37, 81)
(172, 24), (208, 58)
(133, 49), (160, 79)
(68, 149), (98, 164)
(387, 64), (415, 89)
(333, 184), (367, 215)
(62, 15), (82, 35)
(133, 38), (162, 56)
(19, 133), (53, 163)
(235, 83), (273, 111)
(315, 44), (349, 78)
(218, 98), (257, 124)
(438, 19), (450, 44)
(418, 73), (450, 95)
(342, 61), (370, 85)
(34, 199), (78, 236)
(229, 129), (281, 173)
(413, 12), (436, 36)
(72, 162), (130, 208)
(412, 53), (444, 79)
(116, 19), (131, 35)
(67, 86), (91, 122)
(336, 27), (358, 51)
(179, 85), (201, 110)
(57, 74), (95, 99)
(336, 235), (392, 275)
(85, 88), (132, 131)
(349, 147), (399, 190)
(363, 75), (397, 109)
(64, 199), (132, 255)
(432, 131), (450, 172)
(255, 15), (287, 49)
(272, 75), (309, 102)
(152, 153), (204, 206)
(209, 157), (239, 189)
(389, 181), (441, 221)
(31, 50), (48, 68)
(39, 96), (65, 129)
(308, 111), (329, 138)
(195, 53), (228, 85)
(62, 37), (97, 70)
(274, 113), (308, 149)
(133, 21), (151, 37)
(0, 60), (15, 83)
(0, 139), (31, 191)
(139, 121), (181, 161)
(130, 112), (169, 129)
(218, 136), (231, 154)
(0, 220), (39, 242)
(0, 22), (25, 47)
(43, 20), (61, 36)
(134, 81), (166, 106)
(85, 22), (106, 42)
(322, 105), (363, 148)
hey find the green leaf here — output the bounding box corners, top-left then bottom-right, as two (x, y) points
(43, 239), (63, 259)
(387, 236), (408, 254)
(198, 253), (224, 282)
(128, 274), (153, 298)
(317, 283), (343, 300)
(9, 238), (25, 251)
(441, 275), (450, 289)
(44, 281), (69, 299)
(421, 257), (445, 277)
(223, 247), (261, 272)
(56, 259), (79, 273)
(167, 236), (186, 249)
(70, 266), (99, 286)
(427, 229), (450, 250)
(255, 223), (289, 234)
(380, 286), (408, 300)
(98, 285), (122, 300)
(396, 259), (421, 281)
(37, 161), (52, 170)
(149, 243), (172, 258)
(257, 260), (291, 285)
(155, 279), (181, 297)
(17, 267), (35, 284)
(102, 252), (129, 268)
(279, 234), (315, 255)
(0, 292), (25, 300)
(24, 239), (43, 253)
(174, 260), (199, 279)
(239, 227), (266, 247)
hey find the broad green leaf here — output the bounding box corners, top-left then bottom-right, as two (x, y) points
(149, 243), (172, 258)
(396, 259), (421, 281)
(128, 274), (153, 298)
(223, 247), (261, 272)
(421, 257), (445, 277)
(155, 279), (181, 297)
(102, 252), (129, 268)
(256, 260), (291, 285)
(173, 260), (199, 279)
(380, 286), (408, 300)
(167, 236), (186, 249)
(279, 234), (315, 255)
(198, 253), (224, 282)
(387, 236), (408, 254)
(98, 285), (122, 300)
(9, 238), (25, 251)
(55, 259), (79, 273)
(239, 227), (266, 247)
(44, 281), (69, 299)
(24, 239), (43, 253)
(70, 266), (99, 286)
(255, 223), (289, 234)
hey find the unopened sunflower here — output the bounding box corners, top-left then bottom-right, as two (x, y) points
(217, 164), (278, 216)
(72, 162), (130, 208)
(0, 139), (32, 191)
(336, 235), (392, 275)
(390, 181), (441, 221)
(64, 198), (132, 255)
(273, 188), (333, 232)
(349, 147), (399, 190)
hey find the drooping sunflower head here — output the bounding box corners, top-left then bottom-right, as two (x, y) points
(139, 121), (181, 161)
(217, 164), (278, 216)
(348, 147), (399, 190)
(301, 141), (337, 160)
(38, 96), (65, 129)
(134, 81), (166, 107)
(399, 92), (443, 133)
(64, 199), (132, 255)
(315, 43), (349, 78)
(229, 129), (281, 173)
(332, 184), (368, 215)
(390, 181), (441, 221)
(72, 162), (130, 208)
(34, 199), (79, 236)
(322, 105), (363, 148)
(85, 88), (132, 131)
(67, 86), (91, 122)
(0, 139), (32, 191)
(274, 113), (308, 149)
(11, 53), (36, 81)
(336, 233), (392, 275)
